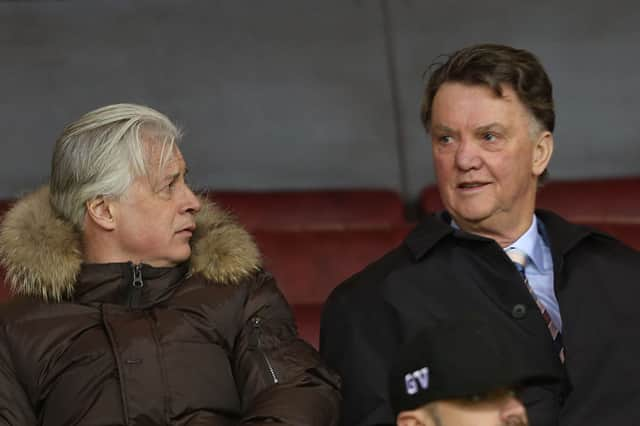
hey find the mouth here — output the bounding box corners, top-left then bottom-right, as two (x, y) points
(176, 225), (196, 236)
(457, 182), (491, 191)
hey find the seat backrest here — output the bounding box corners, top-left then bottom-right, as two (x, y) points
(291, 304), (323, 349)
(536, 178), (640, 224)
(252, 225), (413, 305)
(585, 223), (640, 250)
(205, 190), (406, 231)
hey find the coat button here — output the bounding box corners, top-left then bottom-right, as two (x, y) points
(512, 304), (527, 319)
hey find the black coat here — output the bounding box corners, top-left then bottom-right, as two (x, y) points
(320, 210), (640, 426)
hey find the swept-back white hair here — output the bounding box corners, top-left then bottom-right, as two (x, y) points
(50, 103), (181, 229)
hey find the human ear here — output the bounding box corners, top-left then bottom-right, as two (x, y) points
(85, 196), (116, 231)
(532, 131), (554, 177)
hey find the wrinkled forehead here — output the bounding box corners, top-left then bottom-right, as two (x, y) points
(430, 82), (536, 132)
(142, 124), (178, 156)
(140, 129), (185, 180)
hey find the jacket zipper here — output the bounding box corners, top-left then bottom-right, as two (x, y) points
(127, 263), (144, 308)
(251, 316), (279, 384)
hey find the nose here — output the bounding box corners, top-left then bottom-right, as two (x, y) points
(454, 138), (482, 171)
(499, 395), (528, 425)
(182, 184), (202, 215)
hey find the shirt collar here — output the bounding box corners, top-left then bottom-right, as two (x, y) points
(450, 215), (545, 271)
(506, 215), (545, 271)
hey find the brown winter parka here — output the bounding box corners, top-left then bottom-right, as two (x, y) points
(0, 187), (341, 426)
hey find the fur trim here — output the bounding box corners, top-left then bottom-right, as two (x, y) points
(0, 186), (261, 301)
(190, 200), (261, 284)
(0, 187), (81, 301)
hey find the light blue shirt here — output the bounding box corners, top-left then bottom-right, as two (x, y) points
(451, 215), (561, 330)
(505, 215), (561, 330)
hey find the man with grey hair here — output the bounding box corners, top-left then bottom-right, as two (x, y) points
(0, 103), (340, 425)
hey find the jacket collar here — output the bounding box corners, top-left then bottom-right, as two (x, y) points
(0, 186), (261, 302)
(72, 262), (190, 307)
(405, 209), (604, 341)
(534, 209), (609, 255)
(406, 209), (602, 261)
(405, 211), (491, 260)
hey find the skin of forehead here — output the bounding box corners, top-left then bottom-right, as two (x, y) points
(142, 139), (186, 190)
(430, 82), (541, 138)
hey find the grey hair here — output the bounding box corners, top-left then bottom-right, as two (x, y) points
(50, 103), (182, 229)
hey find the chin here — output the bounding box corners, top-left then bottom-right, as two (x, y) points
(170, 247), (192, 264)
(449, 204), (494, 224)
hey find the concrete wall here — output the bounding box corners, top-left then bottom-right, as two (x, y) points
(1, 0), (638, 200)
(391, 0), (640, 198)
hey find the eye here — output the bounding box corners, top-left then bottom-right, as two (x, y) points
(482, 132), (498, 142)
(437, 135), (454, 144)
(161, 177), (179, 193)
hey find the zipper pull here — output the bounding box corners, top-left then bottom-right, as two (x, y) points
(250, 315), (279, 384)
(132, 264), (144, 288)
(127, 263), (144, 308)
(249, 316), (261, 347)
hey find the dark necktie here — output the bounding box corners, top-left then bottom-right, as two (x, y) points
(507, 248), (565, 363)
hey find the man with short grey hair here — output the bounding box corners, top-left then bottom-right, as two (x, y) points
(0, 103), (341, 425)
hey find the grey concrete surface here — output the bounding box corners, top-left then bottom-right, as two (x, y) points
(1, 1), (638, 200)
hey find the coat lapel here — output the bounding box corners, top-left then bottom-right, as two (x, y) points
(405, 213), (554, 337)
(459, 237), (546, 336)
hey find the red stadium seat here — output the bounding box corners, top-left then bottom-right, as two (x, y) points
(205, 190), (406, 231)
(586, 223), (640, 250)
(292, 304), (324, 349)
(420, 184), (445, 214)
(255, 225), (413, 348)
(536, 178), (640, 224)
(253, 226), (413, 305)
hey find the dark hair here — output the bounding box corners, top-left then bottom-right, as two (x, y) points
(421, 44), (554, 133)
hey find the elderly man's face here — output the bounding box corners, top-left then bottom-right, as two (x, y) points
(429, 82), (552, 239)
(110, 144), (201, 267)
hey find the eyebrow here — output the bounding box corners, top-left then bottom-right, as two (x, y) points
(164, 165), (188, 181)
(163, 171), (181, 183)
(431, 123), (507, 134)
(475, 122), (507, 133)
(431, 124), (456, 134)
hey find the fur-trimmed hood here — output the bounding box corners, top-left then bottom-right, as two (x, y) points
(0, 186), (261, 301)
